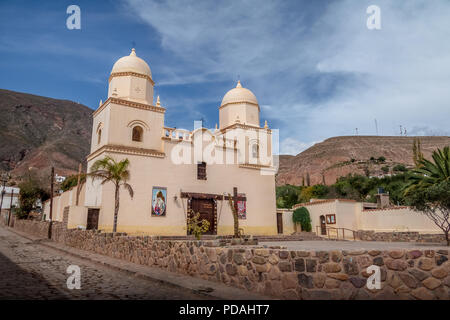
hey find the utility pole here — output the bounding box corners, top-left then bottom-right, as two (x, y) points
(374, 119), (378, 136)
(7, 189), (14, 226)
(48, 167), (54, 239)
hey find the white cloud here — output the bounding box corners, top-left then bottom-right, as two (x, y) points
(124, 0), (450, 154)
(280, 138), (318, 156)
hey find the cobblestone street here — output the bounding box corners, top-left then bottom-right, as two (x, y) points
(0, 227), (209, 300)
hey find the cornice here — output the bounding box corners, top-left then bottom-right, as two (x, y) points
(219, 100), (260, 111)
(109, 71), (155, 86)
(220, 123), (271, 133)
(93, 97), (165, 117)
(87, 144), (165, 161)
(238, 163), (272, 170)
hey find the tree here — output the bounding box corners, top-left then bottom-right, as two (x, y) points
(61, 173), (86, 192)
(276, 185), (302, 208)
(227, 194), (243, 238)
(187, 210), (210, 240)
(381, 166), (389, 173)
(377, 156), (386, 163)
(292, 207), (312, 232)
(393, 164), (407, 172)
(413, 138), (424, 168)
(17, 171), (49, 219)
(89, 156), (134, 233)
(404, 146), (450, 245)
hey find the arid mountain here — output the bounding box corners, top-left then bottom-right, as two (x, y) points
(0, 89), (92, 179)
(277, 136), (450, 186)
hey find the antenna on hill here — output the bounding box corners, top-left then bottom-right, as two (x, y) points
(355, 128), (359, 136)
(374, 119), (379, 136)
(399, 125), (403, 136)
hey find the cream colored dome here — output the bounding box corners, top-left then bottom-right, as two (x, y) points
(111, 48), (152, 78)
(221, 81), (258, 107)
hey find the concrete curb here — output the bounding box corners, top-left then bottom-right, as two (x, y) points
(4, 226), (272, 300)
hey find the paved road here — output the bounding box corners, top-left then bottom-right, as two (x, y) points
(262, 240), (449, 251)
(0, 227), (208, 300)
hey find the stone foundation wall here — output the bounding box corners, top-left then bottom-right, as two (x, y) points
(13, 219), (50, 238)
(356, 230), (446, 243)
(6, 220), (450, 300)
(52, 228), (450, 300)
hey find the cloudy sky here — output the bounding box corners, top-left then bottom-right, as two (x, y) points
(1, 0), (449, 155)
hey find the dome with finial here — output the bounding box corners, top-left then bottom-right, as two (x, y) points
(111, 48), (152, 78)
(220, 80), (258, 107)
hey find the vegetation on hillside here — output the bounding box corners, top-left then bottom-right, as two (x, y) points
(276, 172), (412, 208)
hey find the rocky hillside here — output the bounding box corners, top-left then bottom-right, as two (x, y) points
(277, 136), (450, 186)
(0, 89), (92, 179)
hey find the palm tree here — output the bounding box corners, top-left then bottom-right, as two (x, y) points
(405, 146), (450, 193)
(89, 156), (134, 233)
(404, 146), (450, 245)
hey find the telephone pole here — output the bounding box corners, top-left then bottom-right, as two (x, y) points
(48, 167), (54, 239)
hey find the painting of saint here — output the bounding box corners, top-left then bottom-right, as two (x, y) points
(152, 187), (167, 216)
(237, 193), (246, 219)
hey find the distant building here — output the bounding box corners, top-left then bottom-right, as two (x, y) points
(277, 193), (441, 237)
(0, 186), (20, 212)
(55, 174), (66, 183)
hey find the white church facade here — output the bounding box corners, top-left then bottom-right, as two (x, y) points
(44, 49), (278, 236)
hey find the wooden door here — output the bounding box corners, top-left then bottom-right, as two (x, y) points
(86, 208), (100, 230)
(320, 215), (327, 235)
(276, 213), (283, 234)
(189, 198), (215, 235)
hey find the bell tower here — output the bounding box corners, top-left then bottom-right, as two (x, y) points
(108, 48), (155, 105)
(89, 49), (165, 155)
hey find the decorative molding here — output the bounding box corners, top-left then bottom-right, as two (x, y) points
(127, 119), (150, 131)
(292, 199), (357, 209)
(219, 100), (260, 111)
(220, 122), (271, 133)
(238, 163), (272, 170)
(181, 192), (246, 201)
(109, 71), (155, 85)
(87, 144), (165, 161)
(93, 97), (165, 117)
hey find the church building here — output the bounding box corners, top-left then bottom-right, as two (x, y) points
(44, 49), (278, 236)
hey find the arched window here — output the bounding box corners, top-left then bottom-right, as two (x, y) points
(252, 144), (259, 159)
(132, 126), (143, 142)
(97, 129), (102, 145)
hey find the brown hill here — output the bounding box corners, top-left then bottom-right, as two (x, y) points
(276, 136), (450, 186)
(0, 89), (92, 179)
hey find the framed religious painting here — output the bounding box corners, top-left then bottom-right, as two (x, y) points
(152, 187), (167, 216)
(237, 193), (246, 219)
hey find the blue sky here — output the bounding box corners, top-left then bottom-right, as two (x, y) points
(1, 0), (450, 154)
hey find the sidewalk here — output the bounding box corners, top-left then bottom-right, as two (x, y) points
(4, 226), (271, 300)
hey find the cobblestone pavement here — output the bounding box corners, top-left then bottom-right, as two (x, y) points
(262, 240), (449, 251)
(0, 227), (209, 300)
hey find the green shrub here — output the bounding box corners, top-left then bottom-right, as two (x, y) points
(393, 164), (407, 172)
(292, 207), (312, 232)
(381, 166), (389, 173)
(378, 156), (386, 163)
